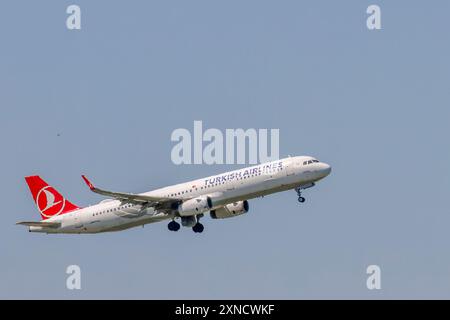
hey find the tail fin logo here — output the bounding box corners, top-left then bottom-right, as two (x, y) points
(36, 186), (66, 218)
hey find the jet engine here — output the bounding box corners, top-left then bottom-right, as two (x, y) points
(210, 200), (249, 219)
(178, 196), (212, 216)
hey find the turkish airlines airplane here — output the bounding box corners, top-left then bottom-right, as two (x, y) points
(17, 156), (331, 234)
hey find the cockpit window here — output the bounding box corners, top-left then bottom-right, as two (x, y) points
(303, 159), (319, 165)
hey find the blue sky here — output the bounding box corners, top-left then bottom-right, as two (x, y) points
(1, 0), (450, 298)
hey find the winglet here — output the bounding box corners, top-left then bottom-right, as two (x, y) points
(81, 175), (95, 190)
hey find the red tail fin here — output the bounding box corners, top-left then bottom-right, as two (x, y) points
(25, 176), (80, 220)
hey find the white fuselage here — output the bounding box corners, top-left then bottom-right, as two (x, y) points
(30, 156), (331, 234)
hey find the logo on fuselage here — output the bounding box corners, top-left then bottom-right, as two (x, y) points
(36, 186), (66, 218)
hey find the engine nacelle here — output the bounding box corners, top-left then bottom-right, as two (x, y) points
(178, 196), (212, 216)
(210, 200), (249, 219)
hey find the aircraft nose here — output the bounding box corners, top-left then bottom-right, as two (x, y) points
(320, 162), (332, 176)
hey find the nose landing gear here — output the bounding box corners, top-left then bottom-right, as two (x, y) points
(295, 187), (306, 203)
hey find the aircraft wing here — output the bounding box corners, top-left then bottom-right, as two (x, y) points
(81, 175), (182, 207)
(16, 221), (61, 228)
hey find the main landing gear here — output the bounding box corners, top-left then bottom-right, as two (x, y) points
(167, 218), (204, 233)
(167, 220), (180, 232)
(192, 222), (204, 233)
(295, 187), (306, 203)
(192, 214), (204, 233)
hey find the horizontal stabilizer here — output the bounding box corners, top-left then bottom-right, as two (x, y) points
(16, 221), (61, 228)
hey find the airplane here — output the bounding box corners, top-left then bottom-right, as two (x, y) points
(17, 156), (331, 234)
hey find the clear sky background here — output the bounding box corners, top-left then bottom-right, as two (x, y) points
(1, 0), (449, 299)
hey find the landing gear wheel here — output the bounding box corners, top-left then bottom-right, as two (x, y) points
(168, 220), (180, 231)
(192, 223), (204, 233)
(295, 187), (305, 203)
